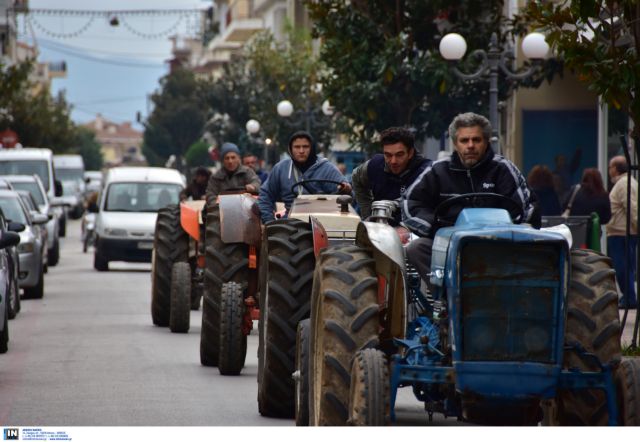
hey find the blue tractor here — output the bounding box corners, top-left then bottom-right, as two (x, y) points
(298, 194), (639, 425)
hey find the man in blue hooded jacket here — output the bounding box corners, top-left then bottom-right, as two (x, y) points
(258, 130), (352, 223)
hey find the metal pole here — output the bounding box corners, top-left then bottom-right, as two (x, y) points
(488, 33), (501, 155)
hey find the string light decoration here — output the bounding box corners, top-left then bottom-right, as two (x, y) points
(23, 8), (202, 40)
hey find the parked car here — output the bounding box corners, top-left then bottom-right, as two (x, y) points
(0, 214), (21, 353)
(0, 148), (66, 237)
(17, 190), (49, 269)
(3, 175), (60, 267)
(0, 190), (47, 299)
(93, 167), (184, 271)
(0, 207), (22, 319)
(54, 154), (85, 220)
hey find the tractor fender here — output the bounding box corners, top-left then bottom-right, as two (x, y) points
(180, 200), (206, 241)
(218, 194), (262, 246)
(356, 221), (407, 339)
(309, 215), (329, 257)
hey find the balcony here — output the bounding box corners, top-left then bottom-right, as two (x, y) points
(222, 0), (263, 43)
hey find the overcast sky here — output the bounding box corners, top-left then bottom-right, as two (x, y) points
(22, 0), (209, 129)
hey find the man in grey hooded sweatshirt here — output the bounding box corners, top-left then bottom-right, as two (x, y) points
(258, 131), (351, 223)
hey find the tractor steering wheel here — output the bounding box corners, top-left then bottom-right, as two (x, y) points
(433, 192), (525, 227)
(290, 179), (345, 196)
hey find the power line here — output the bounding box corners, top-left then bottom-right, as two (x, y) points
(74, 96), (148, 105)
(37, 39), (166, 68)
(28, 36), (169, 59)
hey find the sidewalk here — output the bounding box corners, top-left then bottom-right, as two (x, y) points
(620, 308), (638, 346)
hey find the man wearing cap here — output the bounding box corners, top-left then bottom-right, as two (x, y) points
(180, 166), (212, 201)
(206, 142), (261, 202)
(258, 130), (352, 223)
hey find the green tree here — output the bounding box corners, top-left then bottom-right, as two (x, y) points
(185, 139), (214, 168)
(306, 0), (556, 152)
(0, 60), (76, 150)
(143, 68), (209, 168)
(204, 28), (332, 158)
(523, 1), (640, 141)
(70, 126), (103, 170)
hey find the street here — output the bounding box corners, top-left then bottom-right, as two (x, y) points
(0, 218), (636, 427)
(0, 219), (439, 427)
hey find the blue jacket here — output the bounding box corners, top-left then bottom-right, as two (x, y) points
(258, 157), (346, 223)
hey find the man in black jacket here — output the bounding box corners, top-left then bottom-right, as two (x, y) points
(352, 127), (431, 223)
(402, 112), (539, 283)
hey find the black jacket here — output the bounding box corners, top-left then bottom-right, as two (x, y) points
(352, 153), (431, 221)
(402, 148), (539, 237)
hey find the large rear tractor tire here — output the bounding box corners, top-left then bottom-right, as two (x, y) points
(151, 204), (188, 327)
(258, 219), (315, 418)
(548, 249), (622, 425)
(169, 262), (191, 333)
(348, 349), (390, 426)
(309, 245), (380, 426)
(615, 358), (640, 425)
(200, 203), (248, 367)
(218, 282), (247, 376)
(295, 318), (311, 426)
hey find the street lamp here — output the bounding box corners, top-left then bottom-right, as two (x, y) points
(439, 32), (549, 155)
(246, 118), (270, 168)
(276, 98), (334, 133)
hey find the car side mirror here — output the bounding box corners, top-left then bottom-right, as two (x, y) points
(7, 221), (25, 233)
(31, 213), (49, 225)
(54, 179), (63, 197)
(84, 177), (91, 184)
(0, 231), (20, 249)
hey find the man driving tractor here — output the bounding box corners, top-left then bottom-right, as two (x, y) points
(257, 130), (351, 223)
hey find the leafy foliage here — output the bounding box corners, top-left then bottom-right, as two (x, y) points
(185, 139), (214, 168)
(70, 127), (103, 171)
(203, 28), (332, 158)
(523, 0), (640, 137)
(307, 0), (558, 152)
(0, 60), (77, 150)
(142, 68), (209, 167)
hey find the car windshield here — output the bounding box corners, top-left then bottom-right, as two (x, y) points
(105, 182), (182, 212)
(56, 168), (84, 183)
(0, 160), (50, 191)
(10, 182), (46, 206)
(0, 196), (28, 224)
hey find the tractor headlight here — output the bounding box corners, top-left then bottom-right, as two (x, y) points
(523, 327), (549, 354)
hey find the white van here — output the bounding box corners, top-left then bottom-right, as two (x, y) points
(53, 154), (85, 219)
(93, 167), (185, 271)
(0, 147), (67, 238)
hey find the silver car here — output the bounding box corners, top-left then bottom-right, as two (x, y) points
(0, 190), (48, 299)
(4, 175), (61, 267)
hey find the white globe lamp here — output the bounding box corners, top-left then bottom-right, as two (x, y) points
(439, 33), (467, 60)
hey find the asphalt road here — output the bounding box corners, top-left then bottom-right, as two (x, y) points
(0, 218), (636, 427)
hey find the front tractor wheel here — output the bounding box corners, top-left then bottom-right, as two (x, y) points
(218, 282), (247, 376)
(295, 318), (311, 426)
(257, 219), (315, 418)
(151, 204), (188, 327)
(169, 262), (191, 333)
(615, 358), (640, 425)
(348, 349), (390, 426)
(309, 245), (380, 426)
(200, 203), (248, 367)
(548, 249), (622, 425)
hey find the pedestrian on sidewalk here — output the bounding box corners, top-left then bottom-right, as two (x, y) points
(606, 155), (638, 309)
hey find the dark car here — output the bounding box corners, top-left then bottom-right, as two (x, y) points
(0, 210), (21, 352)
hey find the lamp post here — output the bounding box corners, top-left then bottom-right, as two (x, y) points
(276, 98), (334, 133)
(246, 118), (269, 168)
(439, 32), (549, 155)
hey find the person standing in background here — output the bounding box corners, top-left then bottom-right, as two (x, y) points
(527, 165), (562, 216)
(606, 156), (638, 309)
(565, 168), (611, 223)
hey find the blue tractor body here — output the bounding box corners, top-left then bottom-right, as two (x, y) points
(390, 208), (617, 423)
